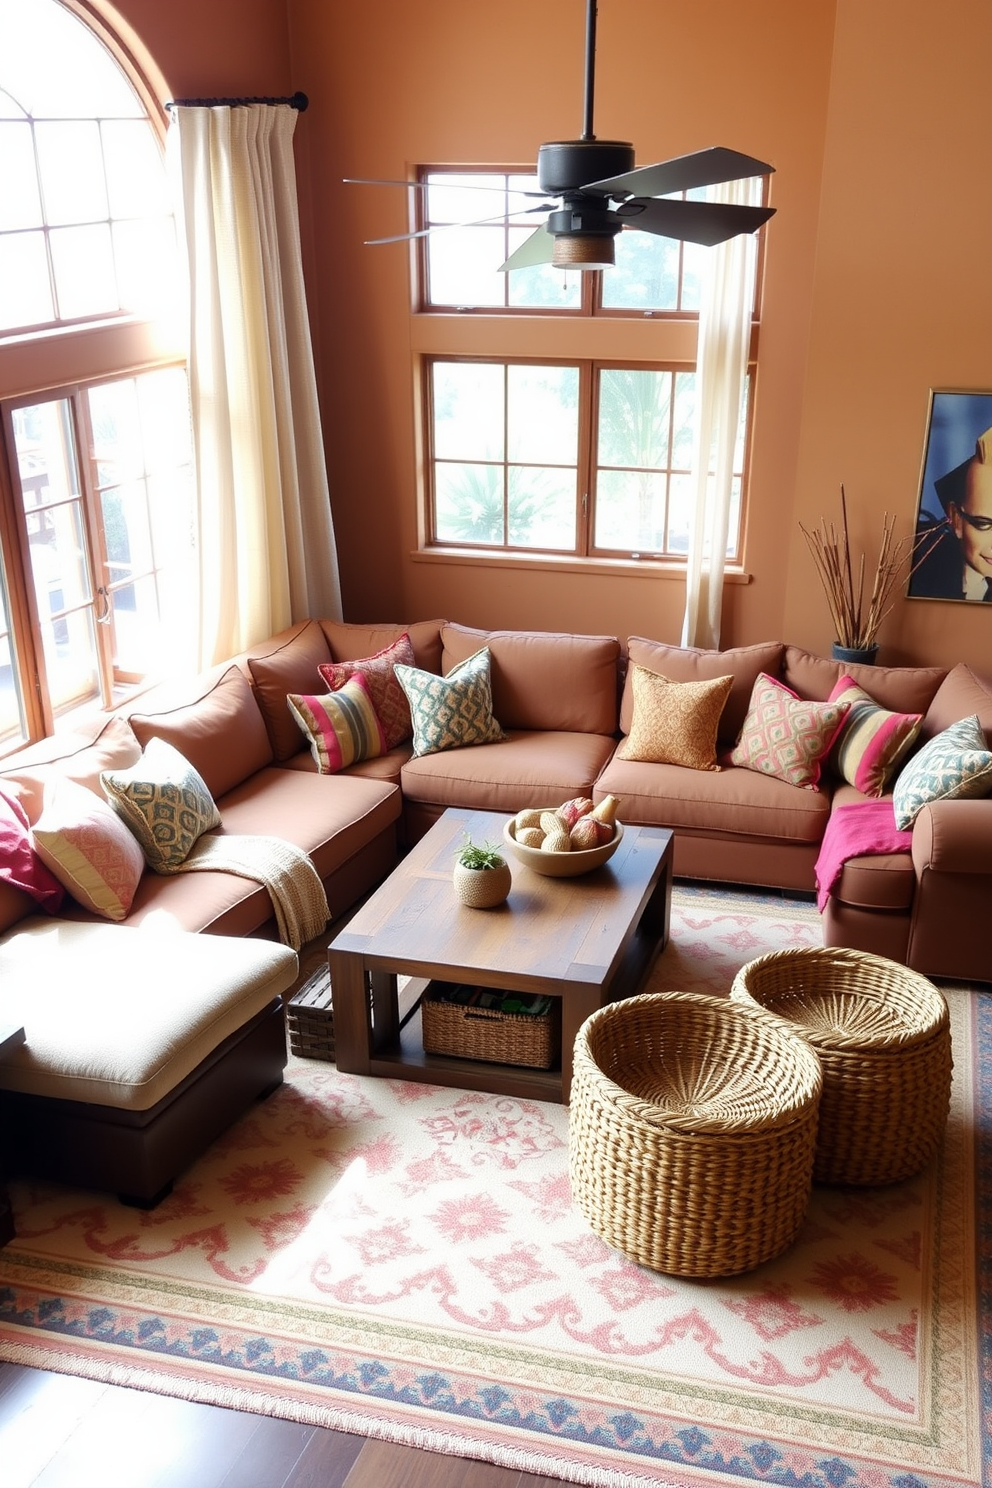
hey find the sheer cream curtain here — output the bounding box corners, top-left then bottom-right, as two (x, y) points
(170, 103), (342, 668)
(680, 176), (760, 650)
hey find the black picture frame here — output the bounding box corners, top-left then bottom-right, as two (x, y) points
(908, 388), (992, 604)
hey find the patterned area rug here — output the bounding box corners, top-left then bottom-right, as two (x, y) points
(1, 890), (987, 1488)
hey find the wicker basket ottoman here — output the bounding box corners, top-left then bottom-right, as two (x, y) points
(568, 991), (822, 1278)
(730, 947), (952, 1187)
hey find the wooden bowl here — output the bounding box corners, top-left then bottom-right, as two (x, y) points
(503, 818), (623, 878)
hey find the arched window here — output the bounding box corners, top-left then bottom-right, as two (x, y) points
(0, 0), (193, 752)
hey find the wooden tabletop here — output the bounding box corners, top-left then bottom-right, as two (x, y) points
(331, 807), (672, 995)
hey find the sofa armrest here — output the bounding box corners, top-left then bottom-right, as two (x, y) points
(911, 798), (992, 876)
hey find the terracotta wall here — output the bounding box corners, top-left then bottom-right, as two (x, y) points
(785, 0), (992, 671)
(55, 0), (992, 670)
(286, 0), (836, 649)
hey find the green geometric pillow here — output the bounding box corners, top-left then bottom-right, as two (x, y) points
(394, 647), (505, 758)
(892, 714), (992, 830)
(101, 736), (220, 871)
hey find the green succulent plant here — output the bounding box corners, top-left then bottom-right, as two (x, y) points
(455, 835), (506, 871)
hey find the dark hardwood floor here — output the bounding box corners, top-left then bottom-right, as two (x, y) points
(0, 1361), (566, 1487)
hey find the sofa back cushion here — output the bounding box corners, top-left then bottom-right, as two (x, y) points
(0, 713), (142, 824)
(921, 662), (992, 743)
(129, 664), (272, 800)
(781, 646), (947, 718)
(621, 639), (785, 745)
(321, 618), (446, 676)
(440, 624), (620, 735)
(245, 620), (334, 761)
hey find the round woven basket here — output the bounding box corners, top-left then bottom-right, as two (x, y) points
(568, 991), (822, 1278)
(730, 947), (952, 1187)
(452, 860), (512, 909)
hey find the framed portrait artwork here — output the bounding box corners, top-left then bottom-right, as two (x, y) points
(908, 388), (992, 604)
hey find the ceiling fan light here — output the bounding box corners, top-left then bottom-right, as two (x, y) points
(551, 233), (616, 270)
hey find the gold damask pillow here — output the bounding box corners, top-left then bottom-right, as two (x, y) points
(617, 666), (734, 770)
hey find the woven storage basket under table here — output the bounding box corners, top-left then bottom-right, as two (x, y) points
(421, 987), (561, 1069)
(568, 991), (822, 1278)
(730, 947), (952, 1187)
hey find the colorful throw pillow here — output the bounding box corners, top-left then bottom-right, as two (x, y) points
(730, 673), (851, 791)
(100, 737), (221, 871)
(394, 647), (505, 758)
(287, 673), (386, 775)
(317, 632), (415, 750)
(32, 776), (145, 921)
(892, 714), (992, 830)
(617, 667), (733, 770)
(827, 675), (923, 797)
(0, 785), (65, 912)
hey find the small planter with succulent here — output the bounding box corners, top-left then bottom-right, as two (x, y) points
(453, 835), (512, 909)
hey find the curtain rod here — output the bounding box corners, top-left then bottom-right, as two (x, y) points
(165, 91), (308, 111)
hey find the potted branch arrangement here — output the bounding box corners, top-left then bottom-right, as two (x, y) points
(453, 834), (512, 909)
(799, 485), (916, 665)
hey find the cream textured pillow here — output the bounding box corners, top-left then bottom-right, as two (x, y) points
(32, 776), (145, 921)
(101, 737), (220, 871)
(617, 667), (733, 770)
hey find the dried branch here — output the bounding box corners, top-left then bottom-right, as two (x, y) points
(799, 486), (915, 650)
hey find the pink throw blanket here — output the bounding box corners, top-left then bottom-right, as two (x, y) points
(814, 801), (913, 912)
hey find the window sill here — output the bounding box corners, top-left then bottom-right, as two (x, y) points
(411, 548), (752, 584)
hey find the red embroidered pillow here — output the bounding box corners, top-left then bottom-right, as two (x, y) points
(730, 673), (851, 790)
(317, 632), (415, 750)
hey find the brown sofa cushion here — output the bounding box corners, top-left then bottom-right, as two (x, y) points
(621, 639), (785, 744)
(594, 752), (832, 843)
(400, 731), (617, 814)
(0, 713), (142, 824)
(921, 662), (992, 743)
(128, 664), (273, 801)
(441, 624), (620, 735)
(781, 646), (947, 717)
(320, 618), (447, 675)
(246, 620), (333, 761)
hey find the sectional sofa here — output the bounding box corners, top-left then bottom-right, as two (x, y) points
(0, 616), (989, 1176)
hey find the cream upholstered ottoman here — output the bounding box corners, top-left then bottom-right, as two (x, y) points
(0, 919), (297, 1207)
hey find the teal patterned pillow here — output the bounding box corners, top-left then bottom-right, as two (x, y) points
(892, 714), (992, 829)
(394, 647), (505, 758)
(101, 736), (220, 870)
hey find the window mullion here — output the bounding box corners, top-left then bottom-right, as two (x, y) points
(73, 389), (116, 705)
(578, 363), (596, 557)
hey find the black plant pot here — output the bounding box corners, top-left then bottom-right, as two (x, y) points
(831, 642), (879, 667)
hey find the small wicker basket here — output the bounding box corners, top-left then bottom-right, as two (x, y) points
(568, 991), (822, 1278)
(286, 967), (336, 1061)
(730, 947), (952, 1187)
(421, 985), (561, 1068)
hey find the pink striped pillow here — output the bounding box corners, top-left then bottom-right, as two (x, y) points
(287, 673), (386, 774)
(827, 675), (923, 797)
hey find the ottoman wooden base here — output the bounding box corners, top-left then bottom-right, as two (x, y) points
(0, 999), (287, 1207)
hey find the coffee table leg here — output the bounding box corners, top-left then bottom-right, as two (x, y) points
(328, 950), (371, 1074)
(560, 987), (602, 1104)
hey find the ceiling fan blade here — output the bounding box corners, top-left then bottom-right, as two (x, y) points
(344, 177), (550, 198)
(498, 226), (554, 273)
(583, 146), (775, 200)
(366, 203), (553, 247)
(614, 196), (775, 247)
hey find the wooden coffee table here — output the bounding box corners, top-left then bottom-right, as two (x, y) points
(329, 807), (673, 1103)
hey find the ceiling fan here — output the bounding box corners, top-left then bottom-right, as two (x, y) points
(347, 0), (776, 272)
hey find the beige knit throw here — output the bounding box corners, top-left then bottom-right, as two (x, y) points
(166, 834), (329, 951)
